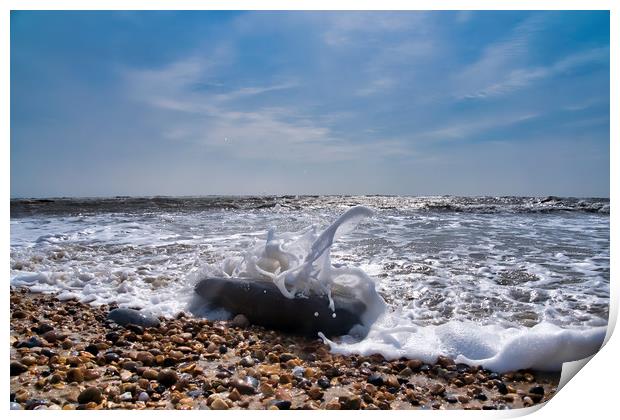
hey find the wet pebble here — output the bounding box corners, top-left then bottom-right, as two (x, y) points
(10, 362), (28, 376)
(77, 387), (102, 404)
(157, 369), (178, 387)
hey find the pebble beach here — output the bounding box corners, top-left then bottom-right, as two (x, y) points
(10, 288), (560, 410)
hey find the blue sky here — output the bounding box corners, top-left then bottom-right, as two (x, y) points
(11, 11), (609, 197)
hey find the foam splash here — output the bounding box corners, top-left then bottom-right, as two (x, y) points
(320, 313), (606, 372)
(202, 206), (386, 327)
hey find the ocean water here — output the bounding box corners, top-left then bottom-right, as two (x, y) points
(10, 196), (610, 372)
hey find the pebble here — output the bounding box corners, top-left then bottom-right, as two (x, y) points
(10, 402), (22, 410)
(231, 378), (257, 395)
(138, 392), (150, 402)
(157, 369), (178, 387)
(317, 377), (331, 389)
(16, 336), (43, 348)
(142, 369), (159, 380)
(231, 314), (250, 328)
(239, 356), (255, 367)
(272, 400), (292, 410)
(307, 386), (324, 400)
(10, 362), (28, 376)
(209, 397), (229, 410)
(120, 392), (133, 402)
(325, 398), (341, 410)
(77, 387), (102, 404)
(339, 394), (362, 409)
(259, 383), (275, 396)
(107, 308), (160, 328)
(66, 368), (84, 383)
(22, 355), (38, 366)
(367, 373), (384, 386)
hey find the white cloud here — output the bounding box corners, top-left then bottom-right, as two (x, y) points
(122, 55), (413, 163)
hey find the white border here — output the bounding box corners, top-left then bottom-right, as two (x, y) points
(3, 1), (616, 419)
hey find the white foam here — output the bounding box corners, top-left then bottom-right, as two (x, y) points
(195, 206), (386, 328)
(320, 314), (607, 372)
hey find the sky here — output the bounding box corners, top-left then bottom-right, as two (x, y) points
(10, 11), (610, 198)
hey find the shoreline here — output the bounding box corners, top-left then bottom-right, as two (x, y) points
(10, 288), (560, 410)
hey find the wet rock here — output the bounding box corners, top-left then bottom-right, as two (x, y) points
(307, 386), (324, 400)
(39, 329), (56, 342)
(209, 397), (229, 410)
(475, 393), (488, 401)
(523, 396), (534, 406)
(20, 355), (37, 366)
(231, 377), (257, 395)
(104, 352), (120, 363)
(10, 402), (22, 410)
(157, 369), (178, 387)
(219, 345), (228, 354)
(16, 337), (43, 348)
(10, 362), (28, 376)
(407, 359), (424, 370)
(272, 400), (292, 410)
(317, 377), (331, 389)
(529, 385), (545, 396)
(136, 351), (154, 366)
(339, 394), (362, 409)
(84, 344), (99, 356)
(66, 368), (84, 383)
(142, 369), (159, 380)
(429, 384), (445, 396)
(367, 373), (384, 386)
(437, 356), (455, 368)
(77, 387), (102, 404)
(107, 308), (160, 328)
(32, 323), (54, 335)
(259, 383), (275, 396)
(12, 310), (27, 319)
(25, 399), (48, 410)
(231, 314), (250, 328)
(325, 398), (341, 410)
(239, 356), (255, 368)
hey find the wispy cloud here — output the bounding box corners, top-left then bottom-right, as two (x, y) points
(123, 55), (412, 163)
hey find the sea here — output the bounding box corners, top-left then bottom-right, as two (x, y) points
(10, 195), (610, 372)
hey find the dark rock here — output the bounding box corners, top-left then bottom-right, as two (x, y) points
(66, 368), (84, 383)
(429, 384), (445, 396)
(529, 386), (545, 396)
(157, 369), (178, 387)
(239, 356), (255, 367)
(16, 337), (43, 349)
(104, 352), (120, 363)
(231, 314), (250, 328)
(445, 394), (458, 403)
(105, 331), (120, 343)
(496, 381), (508, 395)
(85, 344), (99, 356)
(325, 367), (342, 378)
(317, 377), (331, 389)
(32, 323), (54, 335)
(272, 400), (291, 410)
(219, 345), (228, 354)
(367, 373), (384, 386)
(107, 308), (160, 328)
(126, 324), (144, 335)
(280, 353), (297, 362)
(475, 393), (488, 401)
(24, 399), (48, 410)
(339, 395), (362, 409)
(77, 387), (102, 404)
(10, 362), (29, 376)
(230, 378), (257, 395)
